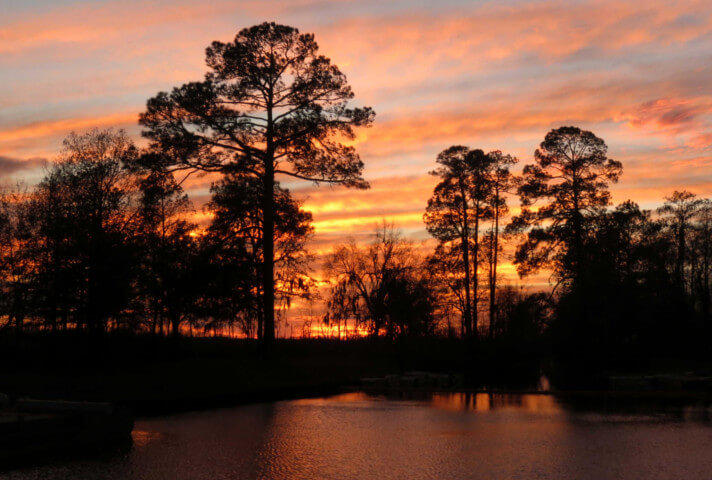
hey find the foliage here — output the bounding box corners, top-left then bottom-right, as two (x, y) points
(199, 174), (314, 338)
(139, 22), (374, 345)
(324, 224), (437, 339)
(510, 126), (622, 285)
(424, 147), (494, 337)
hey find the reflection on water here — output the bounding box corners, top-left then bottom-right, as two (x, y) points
(291, 391), (563, 415)
(6, 392), (712, 480)
(130, 430), (164, 448)
(429, 392), (561, 414)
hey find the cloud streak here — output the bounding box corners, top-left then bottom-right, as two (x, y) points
(0, 156), (46, 175)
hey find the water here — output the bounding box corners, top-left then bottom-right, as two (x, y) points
(6, 392), (712, 479)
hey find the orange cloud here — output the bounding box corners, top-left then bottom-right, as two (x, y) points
(0, 112), (140, 158)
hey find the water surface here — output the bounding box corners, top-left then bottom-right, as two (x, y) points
(6, 392), (712, 479)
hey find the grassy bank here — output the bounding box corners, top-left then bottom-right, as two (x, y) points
(4, 332), (707, 417)
(0, 333), (478, 416)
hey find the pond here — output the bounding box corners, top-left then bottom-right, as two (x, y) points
(6, 392), (712, 479)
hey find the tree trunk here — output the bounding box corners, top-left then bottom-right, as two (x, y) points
(462, 232), (472, 338)
(262, 81), (277, 349)
(262, 150), (276, 348)
(460, 186), (472, 338)
(152, 311), (159, 336)
(569, 165), (585, 290)
(472, 202), (480, 337)
(703, 232), (711, 320)
(171, 317), (181, 337)
(572, 187), (582, 287)
(489, 196), (499, 339)
(677, 222), (686, 289)
(257, 309), (264, 341)
(13, 313), (22, 335)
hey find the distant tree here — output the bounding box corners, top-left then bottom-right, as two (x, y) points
(691, 200), (712, 321)
(566, 200), (693, 357)
(424, 146), (493, 337)
(495, 286), (550, 343)
(23, 180), (74, 332)
(381, 267), (438, 338)
(426, 244), (469, 337)
(324, 224), (435, 339)
(511, 126), (622, 288)
(202, 174), (314, 339)
(0, 189), (33, 333)
(484, 150), (518, 338)
(32, 129), (139, 334)
(139, 22), (374, 346)
(131, 161), (197, 336)
(657, 190), (703, 290)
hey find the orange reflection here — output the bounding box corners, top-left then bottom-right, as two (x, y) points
(131, 429), (163, 447)
(430, 392), (561, 414)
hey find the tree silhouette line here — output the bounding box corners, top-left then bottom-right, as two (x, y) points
(1, 23), (710, 364)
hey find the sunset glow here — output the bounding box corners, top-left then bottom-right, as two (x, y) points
(4, 5), (712, 475)
(2, 0), (712, 303)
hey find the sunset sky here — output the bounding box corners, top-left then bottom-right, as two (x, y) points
(2, 0), (712, 304)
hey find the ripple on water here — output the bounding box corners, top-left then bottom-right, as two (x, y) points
(5, 392), (712, 480)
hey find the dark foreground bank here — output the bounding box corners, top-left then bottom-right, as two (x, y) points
(2, 332), (712, 472)
(0, 398), (133, 471)
(0, 333), (475, 416)
(1, 332), (711, 417)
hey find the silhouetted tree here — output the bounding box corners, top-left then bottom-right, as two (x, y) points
(424, 147), (493, 337)
(496, 286), (550, 343)
(33, 129), (139, 334)
(202, 174), (314, 339)
(657, 190), (703, 290)
(581, 202), (664, 344)
(324, 224), (436, 339)
(23, 179), (76, 332)
(131, 161), (197, 336)
(484, 150), (518, 338)
(0, 189), (33, 333)
(426, 244), (469, 337)
(139, 22), (374, 346)
(511, 126), (622, 288)
(691, 200), (712, 322)
(507, 127), (622, 367)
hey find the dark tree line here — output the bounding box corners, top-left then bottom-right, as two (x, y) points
(3, 119), (708, 363)
(0, 128), (316, 340)
(322, 126), (712, 364)
(0, 22), (374, 346)
(1, 22), (710, 365)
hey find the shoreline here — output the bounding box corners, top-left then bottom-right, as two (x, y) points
(2, 335), (711, 419)
(132, 386), (712, 419)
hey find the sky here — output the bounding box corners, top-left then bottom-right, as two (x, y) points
(2, 0), (712, 309)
